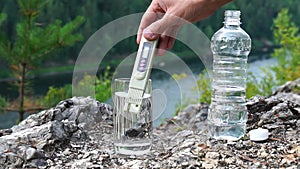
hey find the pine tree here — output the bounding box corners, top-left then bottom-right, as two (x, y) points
(0, 0), (85, 122)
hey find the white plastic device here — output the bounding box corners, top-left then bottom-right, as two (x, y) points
(124, 36), (158, 114)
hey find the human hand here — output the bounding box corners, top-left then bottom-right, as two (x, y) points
(137, 0), (232, 55)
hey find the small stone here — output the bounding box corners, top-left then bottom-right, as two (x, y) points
(124, 160), (142, 168)
(225, 157), (235, 164)
(181, 161), (189, 166)
(25, 147), (44, 160)
(171, 162), (177, 168)
(292, 146), (300, 157)
(202, 159), (217, 169)
(152, 163), (161, 168)
(171, 130), (193, 141)
(264, 124), (279, 129)
(296, 120), (300, 127)
(205, 152), (219, 159)
(259, 151), (269, 158)
(294, 107), (300, 113)
(1, 129), (13, 136)
(234, 142), (244, 150)
(46, 159), (54, 166)
(99, 154), (109, 161)
(179, 139), (195, 149)
(131, 162), (142, 169)
(63, 148), (70, 155)
(71, 143), (82, 148)
(125, 128), (142, 138)
(83, 152), (91, 159)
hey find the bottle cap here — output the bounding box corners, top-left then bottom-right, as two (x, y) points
(225, 10), (240, 17)
(224, 10), (241, 25)
(249, 128), (269, 141)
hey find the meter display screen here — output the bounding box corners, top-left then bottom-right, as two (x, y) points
(142, 44), (151, 58)
(137, 42), (152, 72)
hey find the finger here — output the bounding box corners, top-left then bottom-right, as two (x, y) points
(156, 25), (179, 56)
(156, 36), (174, 55)
(137, 11), (163, 44)
(164, 25), (179, 49)
(143, 13), (178, 41)
(156, 35), (169, 56)
(167, 37), (176, 49)
(156, 48), (166, 56)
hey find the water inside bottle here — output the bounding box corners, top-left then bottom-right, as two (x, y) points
(208, 53), (249, 140)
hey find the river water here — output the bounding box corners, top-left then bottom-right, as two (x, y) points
(0, 57), (277, 129)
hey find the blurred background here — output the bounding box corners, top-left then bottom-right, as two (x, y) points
(0, 0), (299, 128)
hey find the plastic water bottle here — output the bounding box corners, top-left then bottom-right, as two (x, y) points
(208, 10), (251, 140)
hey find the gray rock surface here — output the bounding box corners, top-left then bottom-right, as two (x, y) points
(0, 96), (112, 168)
(0, 79), (299, 168)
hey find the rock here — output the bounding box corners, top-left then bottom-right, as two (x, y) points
(0, 78), (300, 168)
(25, 147), (44, 160)
(273, 78), (300, 95)
(0, 96), (113, 169)
(205, 151), (220, 159)
(0, 129), (12, 137)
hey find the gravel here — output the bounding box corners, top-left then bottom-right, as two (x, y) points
(0, 78), (300, 168)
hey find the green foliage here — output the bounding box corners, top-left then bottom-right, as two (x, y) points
(195, 68), (276, 104)
(0, 0), (85, 65)
(245, 9), (300, 99)
(246, 9), (300, 98)
(0, 13), (6, 26)
(271, 8), (300, 84)
(292, 85), (300, 94)
(234, 9), (300, 98)
(175, 96), (196, 116)
(246, 73), (261, 98)
(246, 70), (276, 98)
(194, 72), (211, 103)
(0, 13), (7, 50)
(75, 67), (112, 102)
(44, 85), (72, 108)
(45, 66), (112, 107)
(7, 17), (84, 66)
(0, 0), (84, 121)
(194, 0), (300, 54)
(171, 73), (187, 81)
(195, 8), (300, 104)
(0, 0), (298, 67)
(95, 66), (112, 102)
(0, 95), (7, 111)
(74, 75), (95, 98)
(197, 73), (211, 103)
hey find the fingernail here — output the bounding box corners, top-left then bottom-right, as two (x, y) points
(144, 30), (157, 39)
(157, 49), (166, 56)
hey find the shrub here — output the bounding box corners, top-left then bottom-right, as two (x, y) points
(195, 73), (211, 103)
(271, 8), (300, 84)
(44, 84), (72, 107)
(44, 66), (112, 107)
(195, 9), (300, 103)
(74, 66), (112, 102)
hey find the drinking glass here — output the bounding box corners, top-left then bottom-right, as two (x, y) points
(113, 78), (152, 155)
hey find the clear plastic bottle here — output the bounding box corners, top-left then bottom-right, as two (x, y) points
(208, 10), (251, 140)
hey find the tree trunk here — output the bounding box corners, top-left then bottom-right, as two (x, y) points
(18, 63), (26, 122)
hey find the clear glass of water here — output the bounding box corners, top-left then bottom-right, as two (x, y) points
(113, 78), (152, 155)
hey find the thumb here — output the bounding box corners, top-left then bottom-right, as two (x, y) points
(143, 14), (176, 40)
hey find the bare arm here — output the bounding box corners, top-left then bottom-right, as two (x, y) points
(137, 0), (232, 55)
